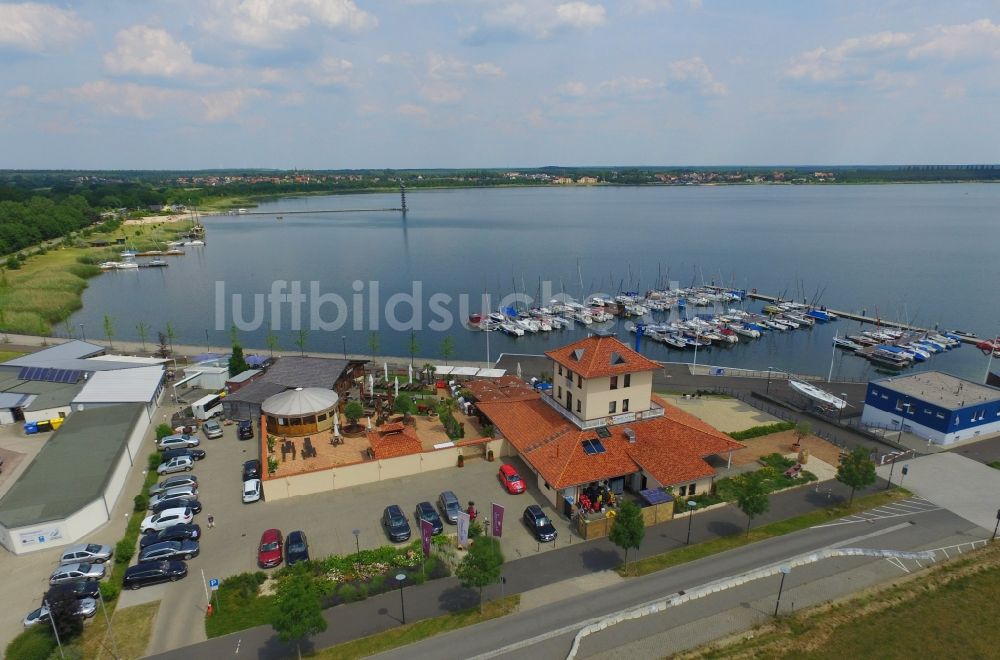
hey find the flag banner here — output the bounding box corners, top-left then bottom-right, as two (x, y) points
(491, 502), (505, 538)
(457, 511), (470, 546)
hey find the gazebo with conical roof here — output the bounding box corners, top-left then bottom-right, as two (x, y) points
(261, 387), (339, 436)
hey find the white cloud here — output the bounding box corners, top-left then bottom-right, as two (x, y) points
(206, 0), (377, 48)
(908, 19), (1000, 61)
(426, 53), (505, 79)
(0, 3), (83, 52)
(668, 56), (727, 95)
(309, 57), (354, 86)
(376, 53), (415, 67)
(420, 82), (465, 104)
(785, 31), (913, 83)
(55, 80), (264, 122)
(7, 84), (33, 98)
(473, 62), (505, 77)
(103, 26), (214, 79)
(468, 1), (606, 43)
(557, 80), (588, 97)
(396, 103), (429, 118)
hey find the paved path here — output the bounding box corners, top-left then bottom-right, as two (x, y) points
(148, 476), (895, 660)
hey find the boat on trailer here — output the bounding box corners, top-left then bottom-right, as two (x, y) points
(789, 380), (847, 411)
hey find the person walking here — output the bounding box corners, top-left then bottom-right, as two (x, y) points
(207, 514), (215, 528)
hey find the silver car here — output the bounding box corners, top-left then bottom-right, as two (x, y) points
(157, 456), (194, 475)
(202, 419), (224, 439)
(149, 485), (198, 509)
(59, 543), (113, 565)
(49, 563), (105, 585)
(150, 474), (198, 496)
(24, 598), (97, 627)
(158, 434), (200, 450)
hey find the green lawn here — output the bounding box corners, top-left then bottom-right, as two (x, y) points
(0, 350), (25, 362)
(621, 489), (911, 577)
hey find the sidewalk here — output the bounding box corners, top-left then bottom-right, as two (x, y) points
(149, 477), (880, 659)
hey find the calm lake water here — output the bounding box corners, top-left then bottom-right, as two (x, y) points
(70, 184), (1000, 381)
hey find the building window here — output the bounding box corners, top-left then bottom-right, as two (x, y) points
(577, 374), (582, 388)
(277, 417), (287, 426)
(558, 365), (562, 376)
(610, 375), (618, 390)
(689, 482), (696, 495)
(679, 484), (687, 496)
(623, 398), (630, 412)
(624, 374), (631, 388)
(609, 401), (617, 414)
(895, 399), (904, 411)
(317, 413), (327, 422)
(576, 400), (581, 413)
(558, 386), (562, 398)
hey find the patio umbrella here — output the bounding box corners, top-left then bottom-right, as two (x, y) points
(367, 416), (372, 430)
(384, 362), (388, 381)
(333, 414), (340, 437)
(394, 376), (399, 397)
(517, 362), (522, 380)
(367, 373), (374, 396)
(408, 363), (413, 384)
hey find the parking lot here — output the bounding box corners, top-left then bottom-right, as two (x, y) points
(129, 415), (575, 656)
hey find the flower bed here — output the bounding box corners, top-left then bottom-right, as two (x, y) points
(675, 454), (818, 513)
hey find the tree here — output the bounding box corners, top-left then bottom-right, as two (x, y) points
(344, 401), (364, 429)
(793, 421), (811, 444)
(456, 535), (504, 613)
(394, 395), (415, 422)
(735, 472), (770, 537)
(136, 321), (149, 352)
(836, 446), (877, 503)
(441, 335), (455, 365)
(408, 330), (419, 368)
(228, 323), (239, 345)
(47, 588), (84, 642)
(156, 331), (171, 360)
(229, 342), (250, 377)
(294, 328), (308, 356)
(102, 314), (115, 348)
(164, 322), (176, 354)
(608, 500), (645, 573)
(271, 564), (327, 659)
(266, 327), (279, 358)
(367, 331), (380, 361)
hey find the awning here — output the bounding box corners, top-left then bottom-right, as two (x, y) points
(475, 368), (506, 378)
(435, 366), (455, 376)
(451, 366), (479, 377)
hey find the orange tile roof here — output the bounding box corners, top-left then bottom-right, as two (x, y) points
(466, 376), (538, 403)
(367, 423), (423, 459)
(477, 394), (742, 490)
(545, 335), (662, 379)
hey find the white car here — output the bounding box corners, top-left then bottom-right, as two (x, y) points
(157, 456), (194, 475)
(158, 434), (200, 450)
(242, 478), (262, 504)
(141, 507), (194, 534)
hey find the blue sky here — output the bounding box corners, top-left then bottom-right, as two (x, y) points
(1, 0), (998, 169)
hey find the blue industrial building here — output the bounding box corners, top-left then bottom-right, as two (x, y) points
(862, 371), (1000, 446)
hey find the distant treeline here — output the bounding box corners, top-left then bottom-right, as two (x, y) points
(0, 194), (95, 257)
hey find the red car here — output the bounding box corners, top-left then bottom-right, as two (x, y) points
(257, 528), (283, 568)
(498, 464), (526, 494)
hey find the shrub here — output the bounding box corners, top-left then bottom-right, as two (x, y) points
(133, 494), (148, 512)
(99, 581), (120, 602)
(338, 583), (359, 602)
(115, 538), (136, 563)
(221, 571), (267, 600)
(155, 423), (173, 439)
(4, 627), (57, 660)
(147, 453), (162, 471)
(728, 421), (795, 441)
(369, 575), (386, 595)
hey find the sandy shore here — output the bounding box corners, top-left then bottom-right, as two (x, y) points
(123, 212), (200, 226)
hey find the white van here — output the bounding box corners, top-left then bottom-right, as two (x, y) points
(191, 394), (223, 421)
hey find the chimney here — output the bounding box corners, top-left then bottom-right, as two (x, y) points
(624, 428), (636, 443)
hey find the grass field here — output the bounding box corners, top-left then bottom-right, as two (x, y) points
(621, 489), (911, 577)
(684, 541), (1000, 659)
(0, 350), (25, 362)
(77, 601), (160, 660)
(312, 595), (519, 659)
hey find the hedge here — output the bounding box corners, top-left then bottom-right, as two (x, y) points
(728, 421), (795, 440)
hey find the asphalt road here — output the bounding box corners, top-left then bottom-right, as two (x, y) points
(372, 506), (983, 660)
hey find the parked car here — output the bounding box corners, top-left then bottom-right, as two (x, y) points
(242, 479), (262, 504)
(523, 505), (558, 542)
(24, 598), (97, 628)
(161, 448), (206, 462)
(149, 485), (198, 508)
(49, 563), (105, 585)
(242, 459), (261, 481)
(437, 490), (462, 524)
(59, 543), (113, 565)
(138, 539), (200, 563)
(46, 580), (101, 602)
(150, 474), (198, 496)
(122, 560), (188, 590)
(258, 529), (283, 568)
(202, 419), (224, 439)
(498, 464), (526, 494)
(382, 505), (412, 542)
(156, 456), (194, 475)
(285, 530), (310, 565)
(150, 498), (202, 515)
(158, 433), (200, 450)
(415, 501), (444, 535)
(141, 507), (193, 534)
(139, 523), (201, 549)
(237, 419), (254, 440)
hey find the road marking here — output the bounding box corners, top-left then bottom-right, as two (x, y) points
(235, 639), (241, 655)
(812, 505), (940, 528)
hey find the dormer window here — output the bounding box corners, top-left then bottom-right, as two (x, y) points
(610, 352), (627, 365)
(572, 348), (585, 361)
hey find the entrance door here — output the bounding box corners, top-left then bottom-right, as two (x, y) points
(12, 407), (24, 422)
(566, 392), (573, 412)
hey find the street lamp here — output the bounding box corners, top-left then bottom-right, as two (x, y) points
(685, 499), (697, 545)
(885, 456), (897, 490)
(766, 366), (774, 394)
(352, 528), (361, 556)
(205, 329), (211, 352)
(79, 323), (86, 341)
(774, 565), (791, 617)
(395, 573), (407, 624)
(342, 335), (348, 360)
(993, 508), (1000, 542)
(44, 599), (65, 658)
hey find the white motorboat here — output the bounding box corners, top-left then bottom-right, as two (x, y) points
(500, 322), (524, 336)
(661, 334), (687, 349)
(789, 380), (847, 410)
(538, 318), (552, 332)
(729, 324), (761, 339)
(574, 311), (593, 325)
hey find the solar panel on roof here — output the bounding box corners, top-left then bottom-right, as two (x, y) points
(17, 367), (30, 380)
(582, 439), (607, 455)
